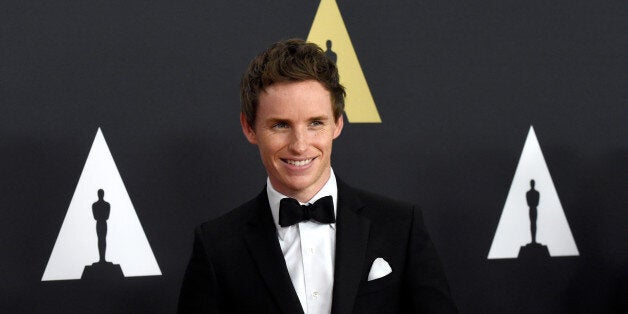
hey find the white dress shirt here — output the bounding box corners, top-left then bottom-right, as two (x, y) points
(267, 169), (338, 314)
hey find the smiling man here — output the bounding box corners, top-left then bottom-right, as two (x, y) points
(242, 79), (342, 202)
(178, 39), (457, 314)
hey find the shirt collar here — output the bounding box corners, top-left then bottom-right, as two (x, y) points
(267, 168), (338, 240)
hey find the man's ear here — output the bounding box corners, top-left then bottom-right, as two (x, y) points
(240, 113), (258, 144)
(332, 114), (344, 139)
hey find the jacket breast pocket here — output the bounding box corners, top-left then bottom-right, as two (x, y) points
(356, 272), (394, 295)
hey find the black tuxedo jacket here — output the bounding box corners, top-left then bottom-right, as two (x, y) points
(178, 181), (457, 313)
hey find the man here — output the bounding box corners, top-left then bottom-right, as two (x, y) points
(178, 39), (457, 314)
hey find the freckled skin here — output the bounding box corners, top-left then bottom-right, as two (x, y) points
(241, 80), (343, 202)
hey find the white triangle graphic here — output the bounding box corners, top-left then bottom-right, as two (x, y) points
(488, 126), (579, 259)
(42, 128), (162, 280)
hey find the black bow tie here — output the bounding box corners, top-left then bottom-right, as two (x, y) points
(279, 195), (335, 227)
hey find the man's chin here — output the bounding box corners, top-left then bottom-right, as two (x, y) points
(271, 168), (329, 195)
(274, 178), (318, 195)
(283, 181), (314, 193)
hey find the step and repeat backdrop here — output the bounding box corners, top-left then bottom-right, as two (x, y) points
(2, 0), (626, 313)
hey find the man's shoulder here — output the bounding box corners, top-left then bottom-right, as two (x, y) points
(196, 192), (265, 237)
(340, 181), (416, 220)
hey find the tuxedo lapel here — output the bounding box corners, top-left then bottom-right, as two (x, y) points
(331, 182), (371, 314)
(244, 191), (304, 314)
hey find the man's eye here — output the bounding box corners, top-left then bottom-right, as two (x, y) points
(310, 121), (323, 127)
(273, 122), (288, 129)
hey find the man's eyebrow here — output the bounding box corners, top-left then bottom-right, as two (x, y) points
(309, 115), (330, 121)
(265, 117), (290, 124)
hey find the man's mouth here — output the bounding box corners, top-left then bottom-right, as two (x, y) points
(282, 158), (314, 167)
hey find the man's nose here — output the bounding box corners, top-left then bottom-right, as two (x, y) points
(288, 128), (308, 153)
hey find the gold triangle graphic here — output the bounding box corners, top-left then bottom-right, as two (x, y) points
(307, 0), (382, 123)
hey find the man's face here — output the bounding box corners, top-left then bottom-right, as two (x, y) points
(241, 80), (343, 201)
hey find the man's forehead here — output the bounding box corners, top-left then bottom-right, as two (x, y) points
(261, 79), (329, 93)
(256, 108), (335, 126)
(258, 82), (332, 108)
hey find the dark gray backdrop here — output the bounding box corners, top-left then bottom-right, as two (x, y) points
(1, 0), (626, 313)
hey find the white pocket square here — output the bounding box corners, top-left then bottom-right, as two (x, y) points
(367, 257), (392, 281)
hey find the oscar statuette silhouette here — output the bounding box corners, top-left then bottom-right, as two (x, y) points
(325, 39), (337, 64)
(81, 189), (124, 280)
(518, 180), (550, 259)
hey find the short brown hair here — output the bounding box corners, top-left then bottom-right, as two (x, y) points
(240, 38), (345, 127)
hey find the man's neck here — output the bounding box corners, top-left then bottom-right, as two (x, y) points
(270, 168), (332, 203)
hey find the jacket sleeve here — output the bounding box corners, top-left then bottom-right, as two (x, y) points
(402, 206), (458, 313)
(177, 226), (225, 314)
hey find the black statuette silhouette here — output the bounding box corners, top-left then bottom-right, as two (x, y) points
(93, 189), (110, 262)
(80, 189), (124, 280)
(526, 179), (540, 243)
(518, 179), (550, 259)
(325, 39), (337, 64)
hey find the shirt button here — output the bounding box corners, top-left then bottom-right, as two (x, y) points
(308, 247), (315, 254)
(312, 291), (319, 299)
